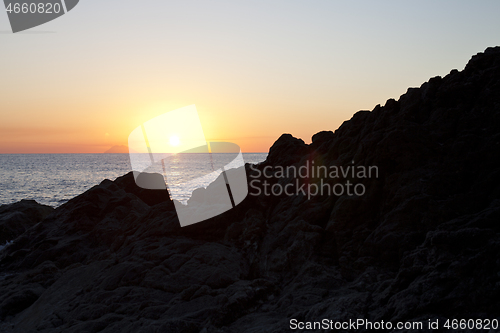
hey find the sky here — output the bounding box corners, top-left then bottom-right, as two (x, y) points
(1, 0), (499, 153)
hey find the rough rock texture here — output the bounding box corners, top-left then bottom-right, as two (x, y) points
(1, 47), (500, 332)
(0, 200), (54, 244)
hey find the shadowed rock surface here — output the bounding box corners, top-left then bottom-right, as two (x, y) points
(0, 200), (54, 245)
(1, 47), (500, 332)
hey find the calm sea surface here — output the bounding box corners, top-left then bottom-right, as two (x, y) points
(0, 153), (267, 207)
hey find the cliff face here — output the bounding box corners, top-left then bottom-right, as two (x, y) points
(1, 47), (500, 332)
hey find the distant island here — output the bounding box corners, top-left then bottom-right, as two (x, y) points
(103, 145), (129, 153)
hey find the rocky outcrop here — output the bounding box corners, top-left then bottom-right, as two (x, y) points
(0, 200), (54, 245)
(1, 47), (500, 332)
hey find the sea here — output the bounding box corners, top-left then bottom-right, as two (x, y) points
(0, 153), (267, 208)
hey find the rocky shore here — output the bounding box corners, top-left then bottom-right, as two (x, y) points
(1, 47), (500, 332)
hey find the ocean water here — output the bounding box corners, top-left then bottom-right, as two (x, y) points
(0, 153), (267, 208)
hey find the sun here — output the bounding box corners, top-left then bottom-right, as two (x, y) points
(169, 135), (180, 147)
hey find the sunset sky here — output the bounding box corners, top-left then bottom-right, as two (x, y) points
(1, 0), (500, 153)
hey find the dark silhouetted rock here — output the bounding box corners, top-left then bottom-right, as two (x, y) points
(0, 200), (53, 244)
(113, 172), (174, 207)
(1, 47), (500, 332)
(262, 133), (308, 167)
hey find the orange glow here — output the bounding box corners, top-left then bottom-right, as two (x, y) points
(2, 1), (499, 154)
(0, 64), (366, 154)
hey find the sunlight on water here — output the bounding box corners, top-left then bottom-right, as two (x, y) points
(0, 153), (267, 207)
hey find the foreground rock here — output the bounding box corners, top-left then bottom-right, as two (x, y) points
(0, 200), (54, 245)
(1, 47), (500, 332)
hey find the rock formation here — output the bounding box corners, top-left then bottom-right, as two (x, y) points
(0, 200), (53, 245)
(1, 47), (500, 332)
